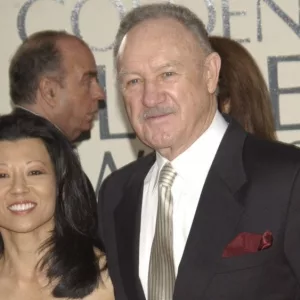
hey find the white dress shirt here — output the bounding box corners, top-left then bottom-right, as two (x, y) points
(139, 111), (228, 298)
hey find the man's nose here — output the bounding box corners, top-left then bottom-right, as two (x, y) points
(94, 82), (106, 102)
(142, 80), (163, 108)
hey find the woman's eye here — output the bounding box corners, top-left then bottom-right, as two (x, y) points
(0, 173), (8, 179)
(28, 170), (43, 176)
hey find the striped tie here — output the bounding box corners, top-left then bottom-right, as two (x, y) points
(148, 162), (177, 300)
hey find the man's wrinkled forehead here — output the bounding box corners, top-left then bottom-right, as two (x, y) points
(116, 18), (204, 70)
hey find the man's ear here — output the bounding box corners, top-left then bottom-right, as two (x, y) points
(204, 52), (221, 94)
(38, 76), (60, 108)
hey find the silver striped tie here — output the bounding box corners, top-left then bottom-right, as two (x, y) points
(148, 162), (177, 300)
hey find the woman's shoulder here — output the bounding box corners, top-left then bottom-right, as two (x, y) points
(86, 275), (114, 300)
(83, 278), (114, 300)
(83, 249), (114, 300)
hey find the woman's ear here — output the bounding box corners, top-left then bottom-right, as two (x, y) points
(220, 98), (231, 114)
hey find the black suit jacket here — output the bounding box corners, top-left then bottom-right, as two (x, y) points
(98, 118), (300, 300)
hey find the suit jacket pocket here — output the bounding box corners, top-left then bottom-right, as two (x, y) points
(215, 247), (275, 273)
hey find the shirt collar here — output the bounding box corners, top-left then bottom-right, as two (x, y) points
(153, 110), (228, 190)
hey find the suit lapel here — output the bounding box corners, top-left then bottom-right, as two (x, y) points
(114, 154), (155, 300)
(174, 120), (248, 299)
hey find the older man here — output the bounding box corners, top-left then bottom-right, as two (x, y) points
(98, 3), (300, 300)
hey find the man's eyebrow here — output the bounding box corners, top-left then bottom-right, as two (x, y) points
(118, 61), (182, 76)
(81, 70), (98, 81)
(117, 70), (140, 79)
(154, 61), (183, 71)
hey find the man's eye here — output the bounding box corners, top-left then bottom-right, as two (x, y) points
(0, 173), (8, 179)
(163, 71), (175, 78)
(127, 78), (140, 86)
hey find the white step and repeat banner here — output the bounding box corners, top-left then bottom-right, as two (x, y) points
(0, 0), (299, 189)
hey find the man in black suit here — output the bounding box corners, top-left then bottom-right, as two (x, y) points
(98, 3), (300, 300)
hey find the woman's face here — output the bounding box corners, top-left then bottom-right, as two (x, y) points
(0, 138), (56, 234)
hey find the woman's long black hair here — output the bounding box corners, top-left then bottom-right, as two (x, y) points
(0, 113), (104, 298)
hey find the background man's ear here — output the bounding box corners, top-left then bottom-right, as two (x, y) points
(38, 76), (59, 108)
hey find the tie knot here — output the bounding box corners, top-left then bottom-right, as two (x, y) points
(159, 163), (177, 188)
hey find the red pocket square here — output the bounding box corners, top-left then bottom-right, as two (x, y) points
(222, 231), (273, 258)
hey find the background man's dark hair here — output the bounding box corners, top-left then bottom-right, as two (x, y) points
(9, 30), (88, 106)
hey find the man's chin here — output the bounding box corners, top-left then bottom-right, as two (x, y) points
(73, 129), (91, 143)
(145, 138), (173, 152)
(78, 121), (94, 134)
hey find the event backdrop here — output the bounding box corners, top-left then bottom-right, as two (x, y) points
(0, 0), (299, 190)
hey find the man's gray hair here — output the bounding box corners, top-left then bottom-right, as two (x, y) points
(113, 3), (213, 67)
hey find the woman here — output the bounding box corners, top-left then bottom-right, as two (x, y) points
(0, 113), (114, 299)
(209, 36), (277, 141)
